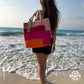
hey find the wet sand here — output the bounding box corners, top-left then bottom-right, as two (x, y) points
(0, 69), (84, 84)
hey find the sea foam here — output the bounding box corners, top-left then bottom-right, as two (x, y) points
(0, 35), (84, 80)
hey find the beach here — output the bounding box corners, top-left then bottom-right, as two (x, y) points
(0, 69), (84, 84)
(0, 0), (84, 83)
(0, 27), (84, 83)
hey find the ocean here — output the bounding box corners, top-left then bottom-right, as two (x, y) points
(0, 27), (84, 80)
(0, 27), (84, 36)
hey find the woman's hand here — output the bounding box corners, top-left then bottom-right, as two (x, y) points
(51, 43), (55, 53)
(33, 10), (39, 16)
(33, 10), (40, 21)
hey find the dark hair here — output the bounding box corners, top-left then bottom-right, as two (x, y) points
(40, 0), (60, 32)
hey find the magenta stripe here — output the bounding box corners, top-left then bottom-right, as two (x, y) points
(25, 31), (51, 45)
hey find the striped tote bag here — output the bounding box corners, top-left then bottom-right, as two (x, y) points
(23, 10), (51, 48)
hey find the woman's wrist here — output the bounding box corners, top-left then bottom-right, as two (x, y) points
(53, 42), (55, 46)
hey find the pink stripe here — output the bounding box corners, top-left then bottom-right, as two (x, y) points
(23, 18), (51, 31)
(31, 18), (51, 31)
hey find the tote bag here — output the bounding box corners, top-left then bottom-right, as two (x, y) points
(23, 10), (51, 48)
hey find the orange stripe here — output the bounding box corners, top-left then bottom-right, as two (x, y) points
(24, 38), (50, 48)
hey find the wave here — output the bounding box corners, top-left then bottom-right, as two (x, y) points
(0, 31), (23, 36)
(0, 31), (84, 36)
(56, 32), (84, 36)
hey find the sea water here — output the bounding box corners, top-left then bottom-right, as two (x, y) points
(0, 27), (84, 80)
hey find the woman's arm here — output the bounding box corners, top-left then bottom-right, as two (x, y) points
(52, 30), (56, 45)
(51, 30), (56, 53)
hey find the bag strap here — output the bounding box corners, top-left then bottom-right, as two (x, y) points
(39, 10), (42, 21)
(27, 10), (42, 32)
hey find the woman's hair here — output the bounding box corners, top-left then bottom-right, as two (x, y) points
(40, 0), (60, 32)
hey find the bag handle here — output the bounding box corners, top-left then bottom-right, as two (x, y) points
(27, 10), (42, 32)
(39, 10), (42, 21)
(30, 10), (42, 22)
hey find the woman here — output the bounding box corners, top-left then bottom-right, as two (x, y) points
(32, 0), (60, 84)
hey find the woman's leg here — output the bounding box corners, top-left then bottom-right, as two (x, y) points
(35, 53), (45, 84)
(43, 54), (49, 72)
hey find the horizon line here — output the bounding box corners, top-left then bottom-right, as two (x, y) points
(0, 27), (84, 31)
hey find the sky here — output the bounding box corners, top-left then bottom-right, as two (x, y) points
(0, 0), (84, 30)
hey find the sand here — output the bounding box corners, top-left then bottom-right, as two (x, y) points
(0, 69), (84, 84)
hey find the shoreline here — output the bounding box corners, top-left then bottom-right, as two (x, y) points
(0, 69), (84, 84)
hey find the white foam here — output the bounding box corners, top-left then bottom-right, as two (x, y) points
(0, 35), (84, 80)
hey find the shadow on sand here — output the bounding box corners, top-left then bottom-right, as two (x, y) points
(45, 79), (53, 84)
(45, 67), (58, 84)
